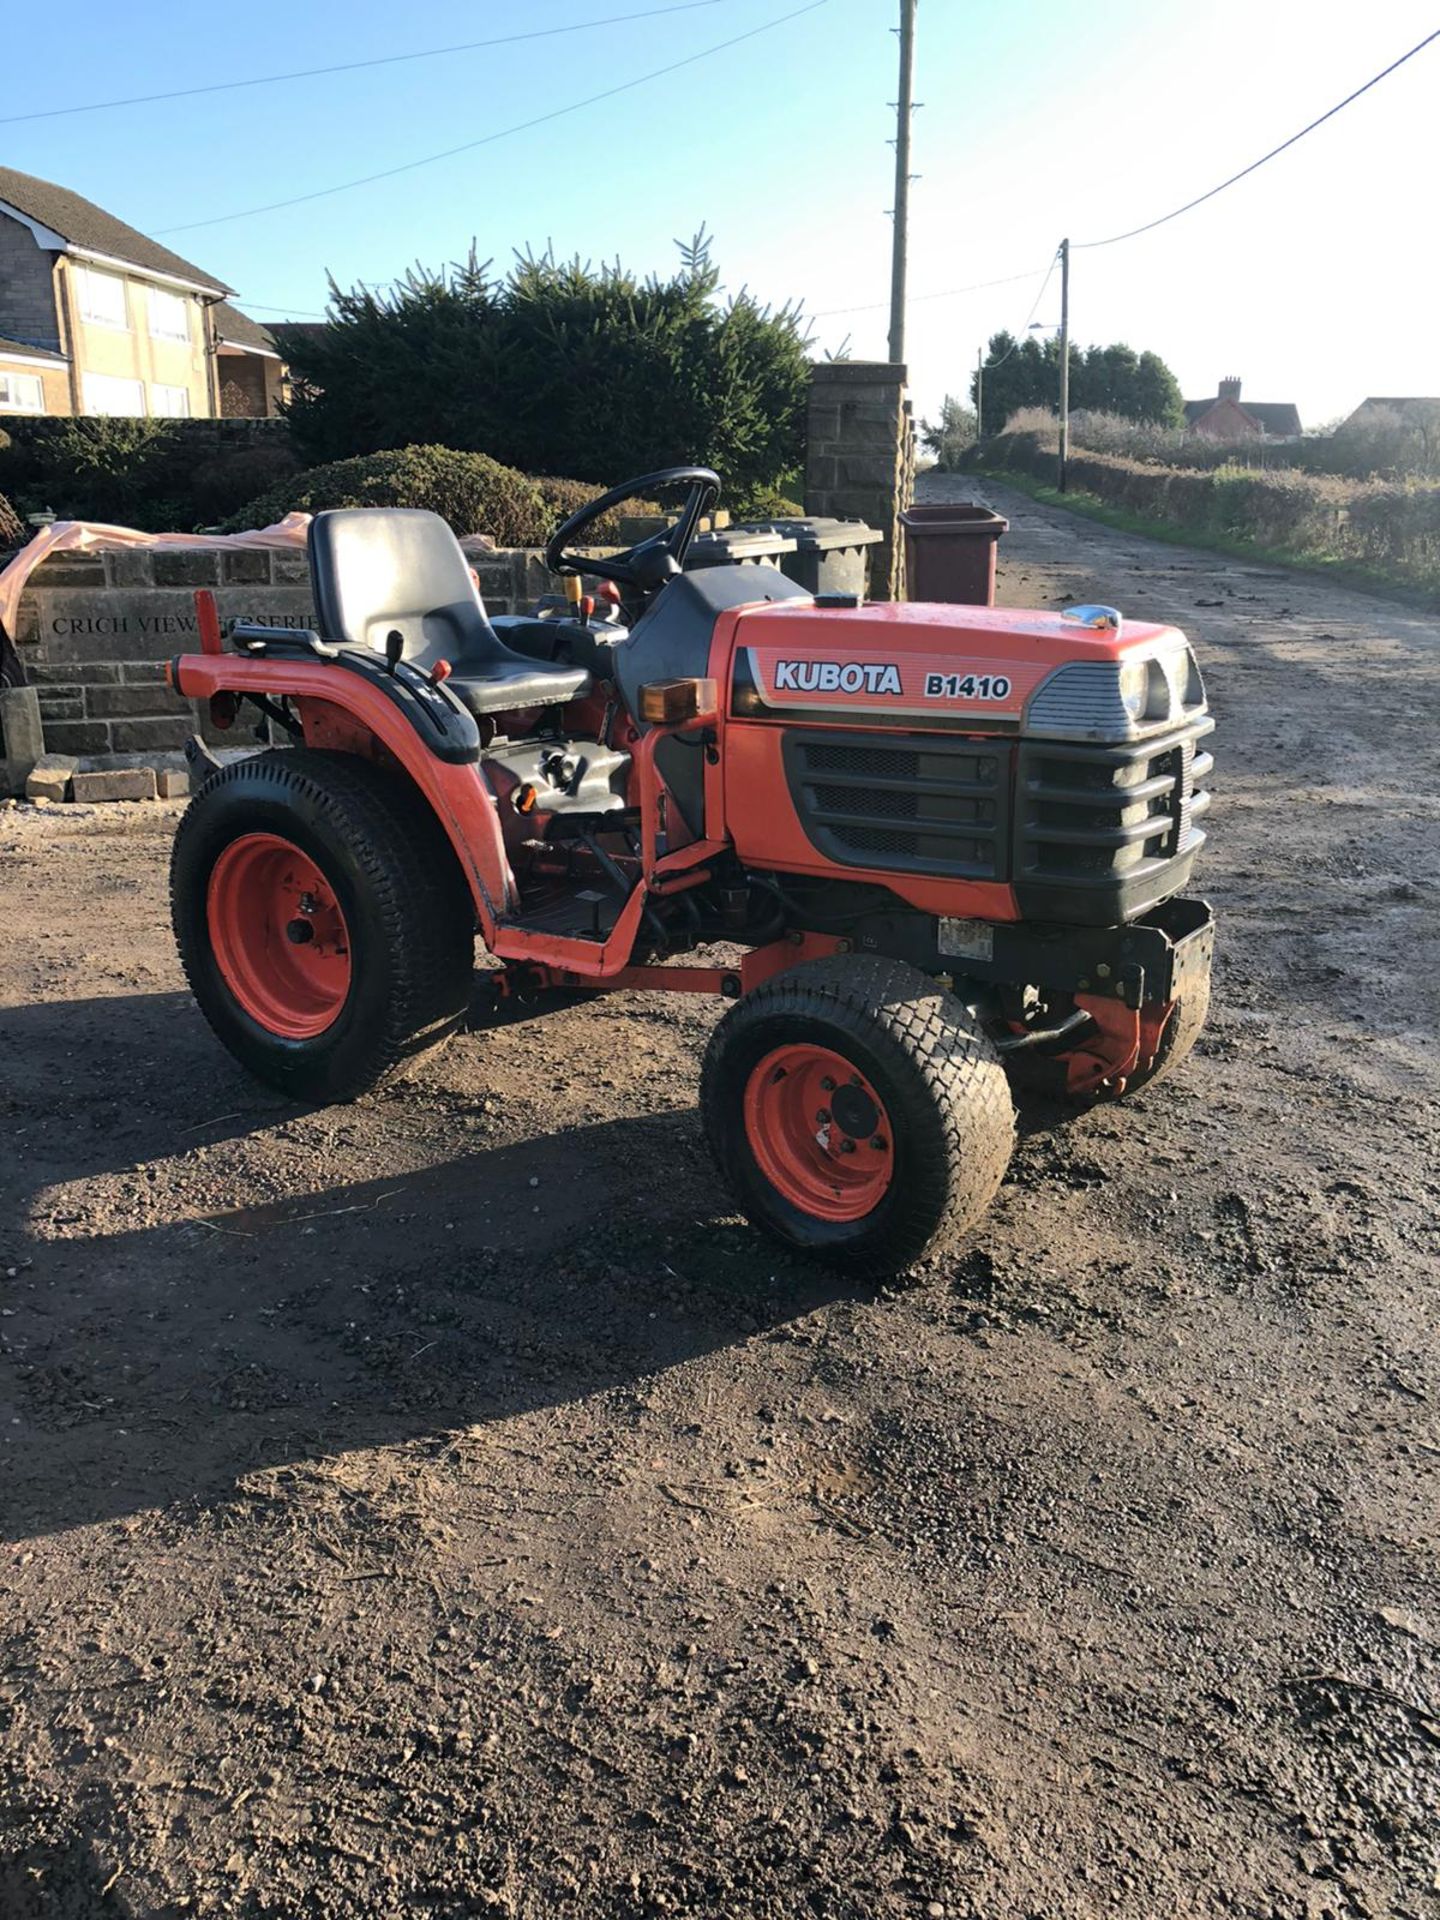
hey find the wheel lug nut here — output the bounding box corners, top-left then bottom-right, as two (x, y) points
(871, 1135), (888, 1152)
(819, 1076), (835, 1092)
(839, 1138), (856, 1154)
(816, 1108), (831, 1125)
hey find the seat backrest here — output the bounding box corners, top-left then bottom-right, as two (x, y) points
(308, 508), (496, 670)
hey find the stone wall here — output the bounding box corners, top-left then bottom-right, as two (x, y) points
(5, 541), (554, 759)
(803, 361), (916, 601)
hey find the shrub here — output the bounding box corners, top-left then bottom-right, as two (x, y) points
(0, 491), (24, 549)
(277, 231), (811, 501)
(0, 419), (302, 531)
(920, 396), (978, 469)
(189, 443), (302, 525)
(226, 445), (549, 544)
(726, 481), (806, 521)
(0, 418), (189, 527)
(533, 476), (659, 544)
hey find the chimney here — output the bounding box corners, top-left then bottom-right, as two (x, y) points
(1218, 376), (1242, 402)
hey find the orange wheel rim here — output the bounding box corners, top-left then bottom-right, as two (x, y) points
(206, 832), (352, 1040)
(743, 1043), (893, 1222)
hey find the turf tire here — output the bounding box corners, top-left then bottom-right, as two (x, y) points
(171, 748), (473, 1103)
(701, 955), (1015, 1276)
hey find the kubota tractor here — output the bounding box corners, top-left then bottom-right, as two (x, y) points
(166, 468), (1214, 1274)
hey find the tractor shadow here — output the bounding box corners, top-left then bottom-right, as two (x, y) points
(0, 991), (861, 1543)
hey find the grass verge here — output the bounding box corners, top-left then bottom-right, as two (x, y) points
(983, 469), (1440, 612)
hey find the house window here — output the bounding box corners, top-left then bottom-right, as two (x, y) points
(150, 383), (191, 418)
(147, 287), (190, 343)
(82, 372), (146, 416)
(76, 267), (130, 331)
(0, 371), (44, 414)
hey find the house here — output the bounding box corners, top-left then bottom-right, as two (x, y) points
(212, 301), (287, 419)
(1339, 396), (1440, 438)
(1183, 377), (1301, 441)
(0, 166), (284, 420)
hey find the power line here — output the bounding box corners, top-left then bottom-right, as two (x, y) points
(155, 1), (828, 236)
(1075, 25), (1440, 250)
(0, 0), (730, 127)
(980, 249), (1060, 369)
(813, 264), (1047, 320)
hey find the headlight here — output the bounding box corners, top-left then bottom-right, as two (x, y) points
(1118, 660), (1148, 720)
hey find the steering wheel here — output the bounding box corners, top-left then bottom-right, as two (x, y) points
(544, 466), (721, 592)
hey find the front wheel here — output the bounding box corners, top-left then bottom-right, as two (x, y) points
(701, 956), (1015, 1276)
(171, 749), (474, 1103)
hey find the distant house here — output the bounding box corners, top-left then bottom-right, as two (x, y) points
(1183, 377), (1301, 442)
(1339, 396), (1440, 437)
(0, 166), (284, 420)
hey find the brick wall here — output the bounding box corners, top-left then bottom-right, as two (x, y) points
(0, 218), (62, 354)
(8, 540), (556, 757)
(803, 361), (915, 601)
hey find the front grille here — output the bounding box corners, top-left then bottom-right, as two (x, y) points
(806, 741), (921, 779)
(783, 730), (1007, 878)
(813, 782), (918, 819)
(1014, 714), (1214, 921)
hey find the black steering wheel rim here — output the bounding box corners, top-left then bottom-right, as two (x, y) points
(544, 465), (721, 588)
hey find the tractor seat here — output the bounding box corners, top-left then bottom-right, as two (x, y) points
(307, 508), (591, 715)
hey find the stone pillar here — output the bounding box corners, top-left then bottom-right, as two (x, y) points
(803, 360), (914, 600)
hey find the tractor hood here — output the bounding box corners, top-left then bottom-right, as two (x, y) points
(728, 598), (1205, 742)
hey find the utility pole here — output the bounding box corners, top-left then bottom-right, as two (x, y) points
(975, 346), (984, 441)
(888, 0), (917, 366)
(1057, 235), (1071, 492)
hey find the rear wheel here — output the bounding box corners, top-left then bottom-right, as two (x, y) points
(701, 955), (1015, 1276)
(171, 749), (473, 1102)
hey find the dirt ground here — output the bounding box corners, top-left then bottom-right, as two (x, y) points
(2, 479), (1437, 1920)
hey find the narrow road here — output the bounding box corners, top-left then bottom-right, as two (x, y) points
(1, 485), (1437, 1919)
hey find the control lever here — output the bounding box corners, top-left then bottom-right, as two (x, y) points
(385, 628), (404, 674)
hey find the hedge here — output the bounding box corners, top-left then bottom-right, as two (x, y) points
(971, 431), (1440, 594)
(0, 418), (300, 531)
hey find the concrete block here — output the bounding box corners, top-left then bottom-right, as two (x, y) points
(110, 716), (193, 753)
(35, 691), (85, 722)
(25, 753), (79, 802)
(121, 661), (170, 684)
(157, 768), (190, 799)
(0, 686), (45, 792)
(27, 660), (120, 686)
(810, 360), (906, 387)
(222, 550), (272, 584)
(105, 552), (156, 589)
(87, 683), (180, 719)
(151, 551), (219, 588)
(31, 556), (108, 588)
(43, 719), (112, 756)
(71, 767), (157, 803)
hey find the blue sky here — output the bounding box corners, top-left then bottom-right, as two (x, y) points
(6, 0), (1437, 433)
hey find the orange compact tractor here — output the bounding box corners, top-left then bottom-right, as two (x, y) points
(167, 469), (1214, 1273)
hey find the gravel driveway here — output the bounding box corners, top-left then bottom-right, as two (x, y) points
(2, 481), (1436, 1918)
